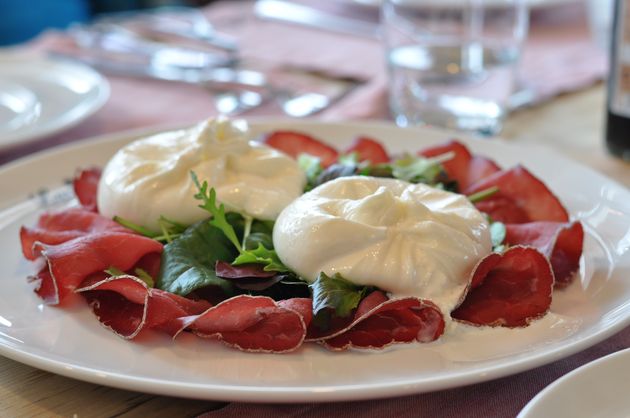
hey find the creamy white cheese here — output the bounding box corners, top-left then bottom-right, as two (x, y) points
(97, 118), (306, 231)
(272, 176), (491, 314)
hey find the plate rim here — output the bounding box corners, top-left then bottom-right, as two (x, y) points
(0, 54), (110, 151)
(1, 119), (630, 403)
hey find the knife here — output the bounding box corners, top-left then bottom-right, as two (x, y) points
(254, 0), (380, 39)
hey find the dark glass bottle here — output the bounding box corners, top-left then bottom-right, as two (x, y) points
(606, 0), (630, 160)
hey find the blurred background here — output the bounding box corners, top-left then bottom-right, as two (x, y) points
(0, 0), (218, 45)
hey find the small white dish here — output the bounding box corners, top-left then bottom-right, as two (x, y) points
(0, 120), (629, 402)
(0, 53), (109, 150)
(518, 348), (630, 418)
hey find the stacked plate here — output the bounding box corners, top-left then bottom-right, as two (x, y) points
(0, 53), (109, 151)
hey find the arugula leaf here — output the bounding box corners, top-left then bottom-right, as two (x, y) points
(113, 215), (186, 243)
(134, 268), (155, 288)
(105, 266), (126, 276)
(113, 216), (158, 238)
(310, 272), (370, 325)
(191, 171), (242, 251)
(156, 220), (237, 296)
(390, 153), (450, 185)
(467, 186), (500, 204)
(104, 266), (154, 288)
(191, 171), (288, 273)
(233, 243), (289, 272)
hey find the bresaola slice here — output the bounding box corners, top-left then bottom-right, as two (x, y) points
(505, 221), (584, 287)
(464, 166), (570, 224)
(73, 167), (102, 211)
(307, 291), (445, 350)
(263, 131), (339, 167)
(173, 295), (311, 353)
(20, 208), (129, 260)
(344, 136), (390, 164)
(77, 275), (211, 338)
(452, 247), (554, 327)
(32, 232), (163, 305)
(419, 140), (501, 191)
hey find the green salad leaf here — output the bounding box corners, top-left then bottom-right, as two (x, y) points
(156, 220), (237, 296)
(310, 272), (371, 329)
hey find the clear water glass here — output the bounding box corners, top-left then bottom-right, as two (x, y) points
(382, 0), (528, 136)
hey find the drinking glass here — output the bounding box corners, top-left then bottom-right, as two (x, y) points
(381, 0), (528, 136)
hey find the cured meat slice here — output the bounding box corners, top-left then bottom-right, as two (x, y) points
(77, 275), (211, 338)
(73, 167), (102, 211)
(344, 137), (390, 164)
(452, 247), (554, 327)
(174, 295), (310, 353)
(307, 291), (445, 350)
(20, 208), (128, 260)
(32, 232), (163, 305)
(419, 140), (501, 191)
(464, 166), (569, 223)
(262, 131), (339, 167)
(505, 221), (584, 287)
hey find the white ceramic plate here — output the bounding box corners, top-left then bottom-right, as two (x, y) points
(518, 348), (630, 418)
(348, 0), (579, 9)
(0, 120), (629, 403)
(0, 53), (110, 151)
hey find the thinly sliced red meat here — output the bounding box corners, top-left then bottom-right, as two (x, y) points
(262, 131), (339, 167)
(73, 167), (101, 212)
(464, 166), (569, 223)
(32, 232), (163, 305)
(419, 140), (501, 191)
(77, 275), (211, 338)
(173, 295), (310, 353)
(20, 208), (128, 260)
(307, 291), (445, 351)
(344, 137), (389, 164)
(505, 221), (584, 287)
(452, 247), (553, 327)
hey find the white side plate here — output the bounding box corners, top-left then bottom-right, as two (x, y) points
(0, 53), (110, 150)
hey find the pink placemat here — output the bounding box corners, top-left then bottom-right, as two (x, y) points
(0, 0), (606, 166)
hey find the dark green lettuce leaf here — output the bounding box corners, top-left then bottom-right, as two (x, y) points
(310, 272), (370, 320)
(156, 220), (238, 296)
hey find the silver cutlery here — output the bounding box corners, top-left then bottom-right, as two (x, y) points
(254, 0), (380, 39)
(50, 52), (359, 117)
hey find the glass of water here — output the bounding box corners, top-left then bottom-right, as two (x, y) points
(382, 0), (528, 136)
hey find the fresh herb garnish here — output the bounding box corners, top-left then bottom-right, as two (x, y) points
(191, 171), (289, 272)
(113, 215), (186, 243)
(389, 152), (453, 185)
(467, 186), (500, 203)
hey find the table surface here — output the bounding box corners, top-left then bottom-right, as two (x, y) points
(1, 83), (628, 418)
